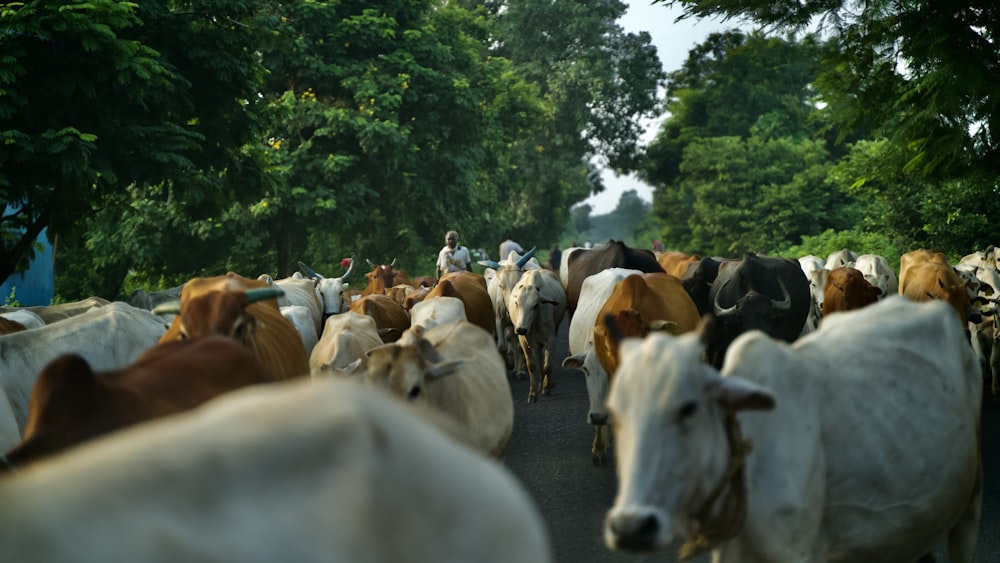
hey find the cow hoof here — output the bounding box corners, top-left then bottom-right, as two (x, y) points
(527, 393), (538, 404)
(541, 388), (552, 396)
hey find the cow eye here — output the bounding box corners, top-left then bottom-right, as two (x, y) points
(677, 401), (698, 420)
(408, 385), (421, 399)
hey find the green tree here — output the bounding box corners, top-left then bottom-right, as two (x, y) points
(1, 0), (269, 290)
(660, 0), (1000, 181)
(484, 0), (666, 246)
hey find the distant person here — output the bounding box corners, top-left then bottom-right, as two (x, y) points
(436, 230), (473, 279)
(499, 233), (524, 261)
(550, 244), (562, 270)
(652, 239), (664, 253)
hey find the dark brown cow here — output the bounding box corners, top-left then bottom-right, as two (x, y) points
(565, 240), (664, 315)
(156, 272), (309, 380)
(421, 271), (495, 337)
(349, 294), (411, 343)
(823, 267), (881, 316)
(2, 336), (275, 469)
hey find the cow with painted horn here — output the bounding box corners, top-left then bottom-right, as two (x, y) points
(299, 256), (357, 318)
(479, 246), (540, 374)
(154, 272), (309, 380)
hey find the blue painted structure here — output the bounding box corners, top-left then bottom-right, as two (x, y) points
(1, 206), (55, 306)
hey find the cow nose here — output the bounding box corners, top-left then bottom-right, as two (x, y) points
(589, 412), (608, 426)
(606, 512), (660, 552)
(516, 327), (528, 335)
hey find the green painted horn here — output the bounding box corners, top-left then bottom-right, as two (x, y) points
(245, 287), (285, 304)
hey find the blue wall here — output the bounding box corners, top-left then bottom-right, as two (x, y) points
(1, 218), (55, 306)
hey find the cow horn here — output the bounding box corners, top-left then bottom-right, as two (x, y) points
(340, 254), (356, 281)
(712, 280), (739, 318)
(152, 301), (181, 315)
(245, 287), (285, 304)
(771, 276), (792, 311)
(367, 259), (376, 268)
(390, 257), (398, 268)
(298, 261), (324, 281)
(479, 260), (502, 270)
(515, 246), (538, 268)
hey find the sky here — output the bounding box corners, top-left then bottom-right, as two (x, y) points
(582, 1), (742, 214)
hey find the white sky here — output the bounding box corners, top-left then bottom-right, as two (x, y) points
(582, 1), (741, 214)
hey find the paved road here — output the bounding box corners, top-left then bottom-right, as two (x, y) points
(503, 319), (1000, 563)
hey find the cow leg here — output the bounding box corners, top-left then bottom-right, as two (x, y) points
(510, 328), (528, 380)
(990, 337), (1000, 395)
(541, 339), (555, 395)
(519, 336), (539, 403)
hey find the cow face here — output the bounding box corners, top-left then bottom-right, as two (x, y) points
(364, 335), (462, 403)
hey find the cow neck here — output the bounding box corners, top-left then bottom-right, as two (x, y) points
(678, 412), (752, 561)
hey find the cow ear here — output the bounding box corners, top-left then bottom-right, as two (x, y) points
(427, 360), (463, 380)
(709, 376), (776, 413)
(562, 353), (585, 370)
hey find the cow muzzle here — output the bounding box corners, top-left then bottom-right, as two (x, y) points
(516, 327), (529, 336)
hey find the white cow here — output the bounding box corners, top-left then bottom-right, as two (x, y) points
(364, 321), (514, 458)
(309, 311), (383, 378)
(409, 296), (467, 330)
(508, 269), (567, 403)
(605, 297), (981, 562)
(479, 248), (540, 374)
(796, 255), (827, 335)
(0, 377), (553, 563)
(280, 304), (320, 356)
(299, 258), (356, 319)
(561, 268), (641, 464)
(0, 302), (170, 431)
(823, 248), (858, 271)
(267, 273), (324, 335)
(559, 246), (585, 291)
(854, 253), (898, 298)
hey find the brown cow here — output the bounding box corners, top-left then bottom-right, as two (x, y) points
(899, 249), (979, 325)
(1, 336), (275, 468)
(823, 267), (881, 316)
(156, 272), (310, 380)
(363, 259), (411, 296)
(656, 251), (701, 279)
(349, 294), (411, 343)
(422, 271), (495, 337)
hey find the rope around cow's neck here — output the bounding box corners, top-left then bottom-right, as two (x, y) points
(678, 412), (752, 561)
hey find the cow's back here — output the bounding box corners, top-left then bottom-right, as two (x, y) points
(565, 240), (663, 314)
(424, 271), (494, 336)
(723, 297), (980, 560)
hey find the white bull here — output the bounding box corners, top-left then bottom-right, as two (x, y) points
(299, 258), (357, 319)
(508, 269), (566, 403)
(479, 248), (540, 376)
(0, 377), (552, 563)
(280, 305), (319, 356)
(364, 321), (514, 458)
(797, 255), (826, 335)
(605, 297), (981, 562)
(854, 253), (898, 298)
(0, 302), (170, 432)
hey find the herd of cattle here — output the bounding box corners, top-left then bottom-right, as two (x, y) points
(0, 240), (993, 561)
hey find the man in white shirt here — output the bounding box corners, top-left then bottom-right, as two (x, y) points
(436, 230), (473, 279)
(499, 233), (524, 262)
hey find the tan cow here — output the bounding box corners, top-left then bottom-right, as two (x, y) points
(364, 321), (514, 458)
(349, 293), (411, 343)
(421, 271), (495, 337)
(823, 266), (881, 316)
(309, 311), (383, 377)
(899, 249), (978, 325)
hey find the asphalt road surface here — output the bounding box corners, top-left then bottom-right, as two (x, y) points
(503, 318), (1000, 563)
